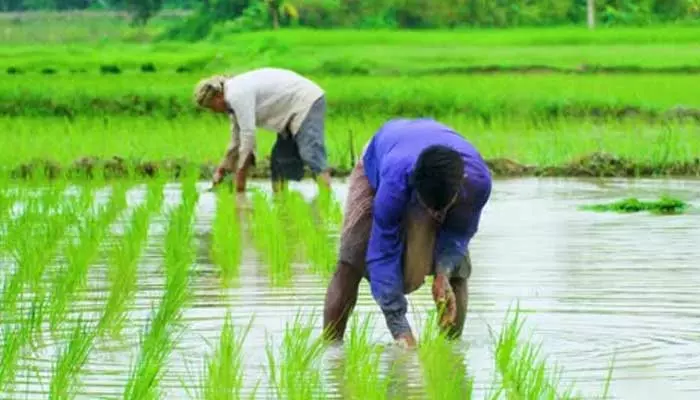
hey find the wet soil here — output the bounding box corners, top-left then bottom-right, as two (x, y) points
(5, 152), (700, 182)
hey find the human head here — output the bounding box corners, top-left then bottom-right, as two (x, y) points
(193, 75), (228, 113)
(412, 145), (464, 219)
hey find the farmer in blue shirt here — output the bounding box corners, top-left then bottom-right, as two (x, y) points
(322, 118), (492, 348)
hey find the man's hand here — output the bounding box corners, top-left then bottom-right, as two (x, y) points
(212, 166), (227, 187)
(432, 273), (457, 329)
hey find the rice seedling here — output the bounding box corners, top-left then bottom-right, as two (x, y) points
(250, 189), (293, 286)
(416, 309), (473, 400)
(121, 294), (187, 400)
(49, 183), (129, 332)
(123, 181), (196, 400)
(271, 189), (336, 279)
(0, 291), (46, 395)
(0, 189), (15, 219)
(210, 188), (242, 287)
(99, 204), (151, 339)
(5, 72), (700, 122)
(193, 311), (257, 400)
(580, 196), (690, 215)
(490, 306), (583, 400)
(162, 190), (197, 291)
(265, 311), (328, 400)
(339, 314), (391, 400)
(98, 179), (164, 339)
(4, 114), (700, 181)
(0, 190), (18, 250)
(145, 177), (166, 214)
(48, 315), (99, 400)
(1, 191), (79, 317)
(314, 188), (343, 232)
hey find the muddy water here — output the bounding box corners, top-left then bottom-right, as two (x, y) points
(5, 177), (700, 399)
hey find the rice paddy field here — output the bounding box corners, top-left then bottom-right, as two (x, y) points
(2, 10), (700, 400)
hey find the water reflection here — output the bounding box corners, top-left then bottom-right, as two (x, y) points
(1, 177), (699, 399)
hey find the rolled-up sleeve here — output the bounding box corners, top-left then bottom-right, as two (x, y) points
(366, 176), (411, 338)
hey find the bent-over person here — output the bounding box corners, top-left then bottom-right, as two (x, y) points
(194, 67), (332, 193)
(322, 118), (492, 348)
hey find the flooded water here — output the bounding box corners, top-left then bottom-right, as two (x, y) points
(4, 177), (700, 399)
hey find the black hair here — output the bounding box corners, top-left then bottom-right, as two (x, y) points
(411, 145), (464, 210)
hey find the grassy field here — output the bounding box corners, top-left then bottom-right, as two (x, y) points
(3, 29), (700, 76)
(4, 73), (700, 118)
(2, 12), (700, 179)
(3, 22), (700, 75)
(2, 115), (699, 179)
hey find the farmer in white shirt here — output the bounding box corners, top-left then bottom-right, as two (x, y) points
(194, 68), (332, 192)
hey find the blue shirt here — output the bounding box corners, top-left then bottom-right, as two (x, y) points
(362, 118), (492, 336)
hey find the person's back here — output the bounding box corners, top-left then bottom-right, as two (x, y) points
(362, 118), (491, 193)
(224, 68), (324, 132)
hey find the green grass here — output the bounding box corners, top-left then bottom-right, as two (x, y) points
(2, 115), (699, 178)
(4, 73), (700, 119)
(4, 25), (700, 74)
(580, 196), (691, 215)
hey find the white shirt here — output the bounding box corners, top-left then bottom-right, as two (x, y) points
(219, 68), (324, 171)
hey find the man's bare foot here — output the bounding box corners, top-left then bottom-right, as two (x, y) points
(395, 332), (417, 350)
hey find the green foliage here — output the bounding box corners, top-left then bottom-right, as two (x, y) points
(580, 196), (690, 214)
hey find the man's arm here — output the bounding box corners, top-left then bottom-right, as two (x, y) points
(217, 114), (241, 174)
(435, 178), (492, 274)
(224, 88), (257, 171)
(366, 177), (411, 339)
(434, 209), (482, 275)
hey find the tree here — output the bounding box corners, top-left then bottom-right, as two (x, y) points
(264, 0), (299, 29)
(106, 0), (164, 26)
(587, 0), (595, 28)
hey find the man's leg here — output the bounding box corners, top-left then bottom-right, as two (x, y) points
(270, 133), (304, 193)
(444, 277), (468, 339)
(294, 96), (332, 190)
(235, 153), (255, 193)
(322, 261), (363, 341)
(322, 155), (374, 341)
